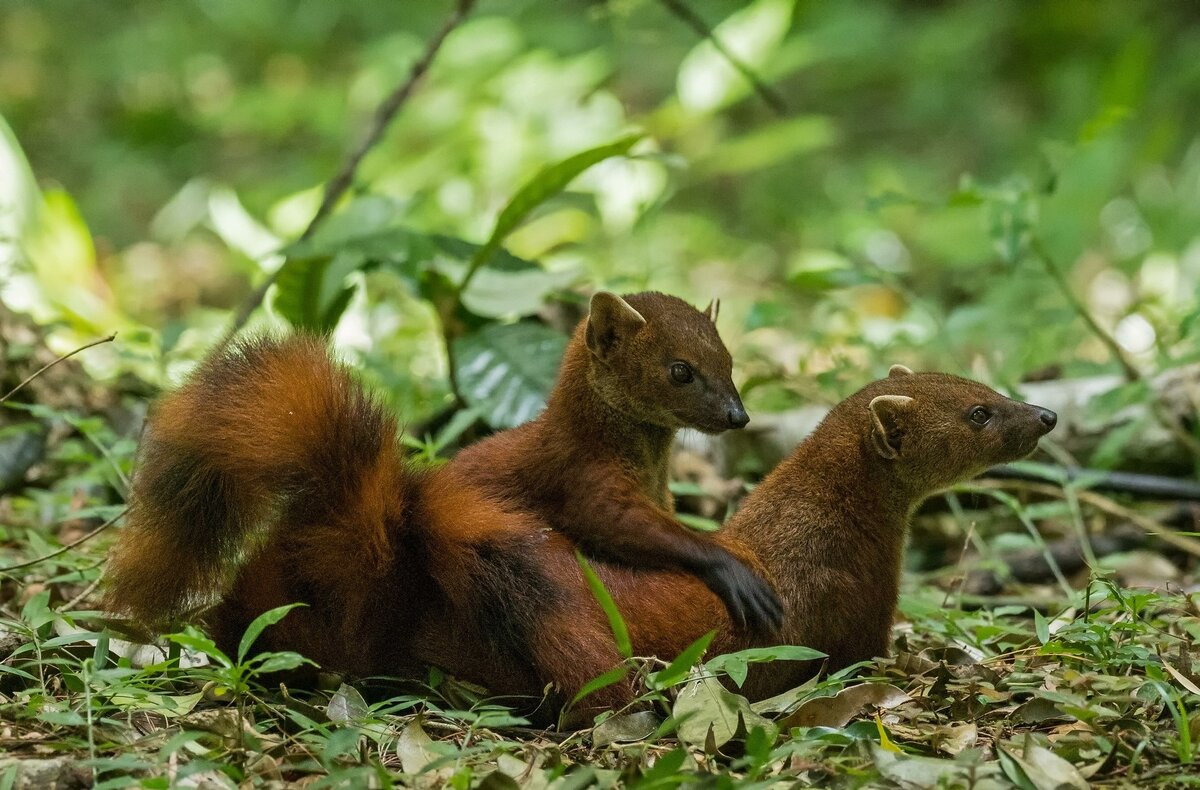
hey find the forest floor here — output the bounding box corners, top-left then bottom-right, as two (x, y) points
(2, 324), (1199, 788)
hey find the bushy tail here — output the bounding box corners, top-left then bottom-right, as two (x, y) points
(105, 335), (410, 627)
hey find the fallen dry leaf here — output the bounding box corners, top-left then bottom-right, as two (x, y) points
(781, 683), (911, 729)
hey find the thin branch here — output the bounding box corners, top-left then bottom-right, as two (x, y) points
(218, 0), (479, 349)
(0, 333), (116, 404)
(0, 508), (125, 573)
(1031, 239), (1200, 459)
(974, 478), (1200, 558)
(60, 574), (105, 612)
(1031, 240), (1139, 380)
(984, 465), (1200, 503)
(658, 0), (788, 116)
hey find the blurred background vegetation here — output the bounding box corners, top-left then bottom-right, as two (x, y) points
(3, 0), (1199, 440)
(2, 4), (1200, 781)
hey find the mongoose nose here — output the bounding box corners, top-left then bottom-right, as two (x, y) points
(728, 404), (750, 429)
(1038, 408), (1057, 430)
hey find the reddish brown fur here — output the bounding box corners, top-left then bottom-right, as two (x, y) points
(513, 368), (1057, 701)
(105, 291), (777, 707)
(107, 326), (1053, 710)
(106, 336), (409, 627)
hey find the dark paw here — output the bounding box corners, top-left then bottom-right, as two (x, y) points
(703, 555), (785, 634)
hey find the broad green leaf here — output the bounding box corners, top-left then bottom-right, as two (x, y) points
(650, 631), (716, 690)
(461, 134), (642, 289)
(272, 250), (367, 332)
(237, 603), (305, 664)
(1088, 416), (1146, 470)
(592, 710), (661, 747)
(673, 668), (777, 750)
(396, 718), (445, 778)
(328, 682), (370, 725)
(458, 265), (578, 319)
(0, 113), (40, 235)
(870, 744), (1007, 790)
(637, 748), (688, 783)
(575, 551), (632, 659)
(452, 322), (568, 430)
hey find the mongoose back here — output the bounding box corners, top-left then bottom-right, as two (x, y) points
(454, 291), (782, 632)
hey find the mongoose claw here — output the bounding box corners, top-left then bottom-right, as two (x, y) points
(704, 553), (785, 634)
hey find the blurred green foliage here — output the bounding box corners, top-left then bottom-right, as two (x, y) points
(2, 0), (1199, 426)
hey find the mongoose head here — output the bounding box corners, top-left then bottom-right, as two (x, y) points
(583, 291), (748, 433)
(861, 365), (1057, 494)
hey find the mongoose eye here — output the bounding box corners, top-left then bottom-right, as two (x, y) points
(968, 406), (992, 426)
(669, 362), (694, 384)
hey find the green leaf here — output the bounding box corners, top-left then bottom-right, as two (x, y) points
(272, 252), (361, 332)
(638, 748), (688, 783)
(253, 651), (313, 674)
(705, 645), (825, 688)
(676, 512), (721, 533)
(570, 665), (630, 707)
(1034, 610), (1050, 646)
(650, 631), (716, 690)
(105, 690), (203, 718)
(328, 683), (370, 725)
(166, 630), (232, 669)
(0, 663), (39, 682)
(673, 668), (777, 750)
(457, 265), (579, 319)
(592, 710), (661, 747)
(452, 322), (568, 430)
(461, 134), (642, 289)
(429, 234), (539, 274)
(575, 551), (632, 659)
(275, 193), (544, 330)
(237, 603), (305, 664)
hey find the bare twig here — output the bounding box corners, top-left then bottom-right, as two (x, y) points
(0, 333), (116, 404)
(658, 0), (788, 116)
(985, 465), (1200, 503)
(1032, 239), (1200, 458)
(942, 519), (977, 610)
(0, 508), (125, 573)
(60, 575), (105, 612)
(218, 0), (478, 349)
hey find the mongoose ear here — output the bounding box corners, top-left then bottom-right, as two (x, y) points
(586, 292), (646, 359)
(888, 364), (914, 378)
(703, 299), (720, 324)
(869, 395), (914, 460)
